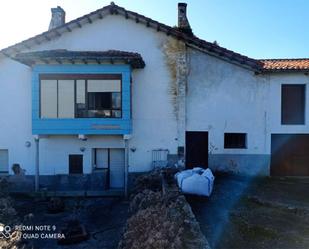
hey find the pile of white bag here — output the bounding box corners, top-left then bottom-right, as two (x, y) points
(175, 167), (215, 197)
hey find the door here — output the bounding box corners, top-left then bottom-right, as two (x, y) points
(271, 134), (309, 176)
(186, 131), (208, 169)
(95, 149), (109, 169)
(109, 149), (125, 188)
(69, 155), (83, 174)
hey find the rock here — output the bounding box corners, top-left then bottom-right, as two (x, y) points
(47, 197), (65, 214)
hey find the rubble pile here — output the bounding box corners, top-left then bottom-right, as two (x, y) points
(118, 170), (210, 249)
(0, 178), (24, 249)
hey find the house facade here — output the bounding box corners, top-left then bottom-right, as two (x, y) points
(0, 3), (308, 193)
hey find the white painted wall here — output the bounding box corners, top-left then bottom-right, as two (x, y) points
(268, 73), (309, 135)
(0, 58), (35, 174)
(187, 48), (270, 155)
(39, 135), (124, 174)
(186, 49), (272, 175)
(187, 49), (309, 175)
(0, 15), (178, 174)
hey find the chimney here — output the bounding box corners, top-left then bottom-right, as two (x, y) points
(49, 6), (65, 30)
(178, 3), (193, 35)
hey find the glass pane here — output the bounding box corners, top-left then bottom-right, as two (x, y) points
(76, 80), (86, 118)
(88, 80), (121, 92)
(0, 150), (9, 173)
(112, 92), (121, 109)
(58, 80), (75, 118)
(95, 149), (108, 169)
(88, 92), (112, 110)
(76, 80), (85, 104)
(40, 80), (57, 118)
(112, 110), (122, 118)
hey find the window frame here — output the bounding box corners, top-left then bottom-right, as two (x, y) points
(224, 133), (247, 149)
(39, 74), (122, 119)
(281, 84), (306, 125)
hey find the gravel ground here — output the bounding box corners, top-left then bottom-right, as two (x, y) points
(188, 175), (309, 249)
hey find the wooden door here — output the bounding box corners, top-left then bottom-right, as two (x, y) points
(271, 134), (309, 176)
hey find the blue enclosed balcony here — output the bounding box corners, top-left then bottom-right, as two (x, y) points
(14, 50), (145, 135)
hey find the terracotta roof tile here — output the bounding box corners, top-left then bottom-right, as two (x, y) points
(260, 59), (309, 71)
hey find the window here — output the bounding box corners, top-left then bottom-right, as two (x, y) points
(281, 84), (305, 125)
(40, 74), (122, 119)
(69, 154), (83, 174)
(86, 79), (121, 118)
(93, 148), (109, 169)
(224, 133), (247, 149)
(0, 150), (8, 174)
(40, 80), (58, 118)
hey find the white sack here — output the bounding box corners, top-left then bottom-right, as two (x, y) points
(175, 168), (215, 197)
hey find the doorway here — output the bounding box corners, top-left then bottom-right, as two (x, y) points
(185, 131), (208, 169)
(94, 148), (125, 188)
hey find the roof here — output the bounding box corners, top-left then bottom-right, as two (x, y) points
(259, 59), (309, 72)
(14, 49), (145, 68)
(0, 2), (261, 71)
(0, 2), (308, 73)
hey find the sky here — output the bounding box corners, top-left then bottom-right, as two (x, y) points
(0, 0), (309, 59)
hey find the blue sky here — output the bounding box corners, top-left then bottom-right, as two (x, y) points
(1, 0), (308, 59)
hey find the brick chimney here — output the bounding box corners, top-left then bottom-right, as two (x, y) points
(178, 3), (193, 35)
(48, 6), (65, 30)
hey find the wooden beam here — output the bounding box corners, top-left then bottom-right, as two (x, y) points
(76, 21), (82, 28)
(34, 38), (41, 45)
(44, 34), (51, 41)
(27, 59), (36, 66)
(41, 58), (49, 64)
(22, 43), (31, 50)
(13, 47), (20, 53)
(53, 30), (61, 37)
(2, 51), (13, 59)
(86, 16), (92, 24)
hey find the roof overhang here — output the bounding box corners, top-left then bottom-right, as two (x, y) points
(13, 49), (145, 68)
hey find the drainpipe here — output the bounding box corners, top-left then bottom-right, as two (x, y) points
(34, 135), (40, 192)
(123, 134), (131, 198)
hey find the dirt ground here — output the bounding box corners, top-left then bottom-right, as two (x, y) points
(12, 196), (129, 249)
(188, 175), (309, 249)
